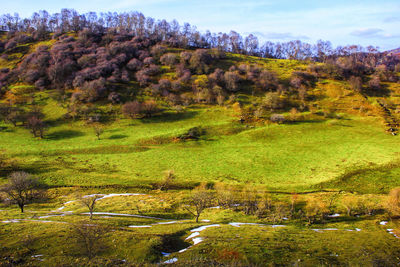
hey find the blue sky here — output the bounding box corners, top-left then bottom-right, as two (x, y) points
(2, 0), (400, 50)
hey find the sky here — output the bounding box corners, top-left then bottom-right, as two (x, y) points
(2, 0), (400, 50)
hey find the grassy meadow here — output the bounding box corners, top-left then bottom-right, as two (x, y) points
(1, 39), (400, 266)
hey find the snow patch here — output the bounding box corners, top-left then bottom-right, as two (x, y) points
(186, 232), (200, 240)
(380, 221), (388, 225)
(164, 257), (178, 264)
(128, 225), (152, 228)
(327, 214), (341, 218)
(229, 222), (264, 227)
(192, 237), (204, 245)
(82, 212), (167, 220)
(190, 224), (220, 232)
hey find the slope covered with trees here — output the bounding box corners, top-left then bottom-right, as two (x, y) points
(1, 9), (400, 267)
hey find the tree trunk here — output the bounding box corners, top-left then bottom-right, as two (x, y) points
(89, 211), (93, 220)
(195, 214), (199, 223)
(19, 204), (24, 213)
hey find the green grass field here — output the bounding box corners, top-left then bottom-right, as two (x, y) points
(1, 98), (399, 192)
(1, 40), (400, 265)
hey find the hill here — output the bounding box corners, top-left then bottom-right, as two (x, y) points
(1, 9), (400, 266)
(387, 47), (400, 57)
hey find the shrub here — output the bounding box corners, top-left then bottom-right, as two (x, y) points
(387, 187), (400, 217)
(224, 71), (240, 92)
(270, 114), (285, 124)
(263, 92), (284, 110)
(141, 100), (159, 117)
(122, 101), (142, 119)
(160, 53), (177, 66)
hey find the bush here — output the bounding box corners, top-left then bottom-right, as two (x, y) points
(141, 100), (159, 117)
(178, 126), (206, 140)
(160, 53), (177, 66)
(270, 114), (285, 124)
(122, 101), (141, 119)
(263, 92), (285, 110)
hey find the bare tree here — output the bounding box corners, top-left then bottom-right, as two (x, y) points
(159, 170), (175, 191)
(1, 172), (43, 213)
(122, 101), (142, 119)
(80, 194), (103, 220)
(70, 222), (108, 259)
(184, 188), (214, 223)
(92, 124), (104, 140)
(26, 116), (46, 138)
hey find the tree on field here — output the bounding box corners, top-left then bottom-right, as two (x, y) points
(184, 187), (214, 223)
(141, 100), (159, 118)
(224, 71), (240, 92)
(70, 222), (108, 259)
(368, 76), (381, 92)
(93, 124), (104, 140)
(1, 172), (44, 213)
(26, 115), (46, 138)
(270, 114), (285, 124)
(305, 197), (329, 224)
(349, 76), (363, 93)
(122, 101), (142, 119)
(263, 92), (284, 111)
(160, 53), (177, 66)
(158, 170), (176, 191)
(79, 194), (103, 220)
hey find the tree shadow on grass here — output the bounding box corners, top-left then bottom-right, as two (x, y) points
(108, 134), (128, 140)
(141, 111), (198, 124)
(46, 130), (85, 140)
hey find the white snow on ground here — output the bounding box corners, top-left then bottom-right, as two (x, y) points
(163, 257), (178, 264)
(185, 232), (200, 240)
(127, 220), (189, 228)
(179, 247), (190, 253)
(128, 225), (152, 228)
(190, 224), (220, 232)
(271, 225), (286, 228)
(327, 214), (341, 218)
(201, 219), (211, 222)
(2, 219), (66, 224)
(161, 252), (171, 257)
(380, 221), (388, 225)
(38, 214), (66, 219)
(209, 206), (220, 209)
(97, 193), (144, 200)
(82, 212), (167, 220)
(386, 229), (399, 238)
(155, 221), (179, 225)
(229, 222), (265, 227)
(312, 228), (339, 232)
(55, 193), (146, 211)
(192, 237), (204, 245)
(2, 219), (21, 223)
(312, 228), (361, 232)
(229, 222), (286, 228)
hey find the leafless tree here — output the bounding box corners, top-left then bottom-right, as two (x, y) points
(70, 222), (108, 259)
(1, 171), (44, 213)
(93, 124), (104, 140)
(26, 115), (46, 138)
(184, 188), (214, 223)
(159, 170), (175, 191)
(122, 101), (142, 119)
(79, 194), (103, 220)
